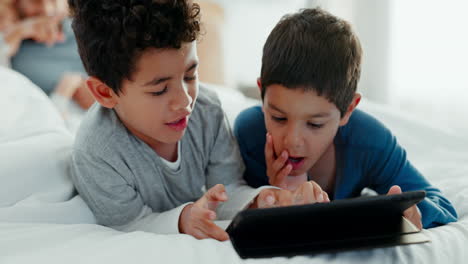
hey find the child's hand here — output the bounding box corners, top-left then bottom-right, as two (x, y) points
(265, 132), (293, 189)
(387, 185), (423, 230)
(252, 182), (329, 208)
(178, 184), (229, 241)
(293, 181), (330, 204)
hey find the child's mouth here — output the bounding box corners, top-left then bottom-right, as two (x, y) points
(166, 116), (188, 132)
(287, 156), (305, 171)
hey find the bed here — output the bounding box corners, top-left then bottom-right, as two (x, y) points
(1, 66), (467, 264)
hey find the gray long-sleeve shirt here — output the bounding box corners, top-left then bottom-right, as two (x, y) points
(71, 85), (268, 234)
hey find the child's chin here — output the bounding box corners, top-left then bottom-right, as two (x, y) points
(288, 170), (308, 177)
(155, 131), (185, 144)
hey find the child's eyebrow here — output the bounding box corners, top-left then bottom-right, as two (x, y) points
(144, 76), (172, 86)
(186, 62), (198, 72)
(307, 112), (331, 118)
(268, 103), (286, 114)
(268, 103), (330, 118)
(143, 62), (198, 86)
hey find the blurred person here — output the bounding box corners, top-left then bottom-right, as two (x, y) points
(10, 0), (94, 111)
(1, 0), (92, 132)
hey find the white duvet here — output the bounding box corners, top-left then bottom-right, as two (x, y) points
(0, 67), (467, 264)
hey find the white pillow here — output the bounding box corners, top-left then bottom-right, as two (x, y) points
(0, 132), (72, 207)
(0, 67), (95, 224)
(0, 67), (68, 142)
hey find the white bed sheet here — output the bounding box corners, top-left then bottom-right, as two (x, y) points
(0, 67), (467, 264)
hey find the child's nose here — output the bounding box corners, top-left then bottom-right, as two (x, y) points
(170, 83), (193, 111)
(283, 127), (302, 151)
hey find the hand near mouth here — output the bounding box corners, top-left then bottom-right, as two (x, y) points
(265, 133), (292, 189)
(264, 133), (330, 205)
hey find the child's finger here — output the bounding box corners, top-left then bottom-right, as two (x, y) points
(191, 205), (216, 220)
(256, 189), (276, 208)
(323, 191), (330, 202)
(198, 220), (229, 241)
(272, 150), (288, 173)
(264, 133), (274, 164)
(404, 205), (422, 230)
(310, 181), (325, 202)
(276, 189), (293, 207)
(204, 184), (227, 202)
(191, 207), (228, 241)
(272, 162), (292, 188)
(387, 185), (402, 195)
(192, 228), (209, 240)
(198, 184), (227, 210)
(294, 181), (315, 204)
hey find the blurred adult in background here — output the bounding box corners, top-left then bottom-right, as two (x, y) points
(0, 0), (65, 66)
(0, 0), (94, 132)
(11, 0), (94, 111)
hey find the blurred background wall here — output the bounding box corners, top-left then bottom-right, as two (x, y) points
(198, 0), (468, 135)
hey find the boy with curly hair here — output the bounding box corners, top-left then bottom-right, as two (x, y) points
(69, 0), (328, 241)
(234, 8), (457, 229)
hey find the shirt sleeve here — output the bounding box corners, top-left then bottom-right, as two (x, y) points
(111, 203), (190, 234)
(367, 127), (458, 228)
(204, 109), (274, 220)
(71, 149), (188, 234)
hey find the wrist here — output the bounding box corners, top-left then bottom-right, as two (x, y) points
(178, 203), (193, 234)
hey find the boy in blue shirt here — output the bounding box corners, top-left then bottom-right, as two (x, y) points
(234, 8), (457, 229)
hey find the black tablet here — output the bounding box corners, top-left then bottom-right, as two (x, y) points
(227, 190), (428, 258)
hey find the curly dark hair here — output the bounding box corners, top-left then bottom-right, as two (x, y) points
(68, 0), (201, 94)
(261, 8), (362, 116)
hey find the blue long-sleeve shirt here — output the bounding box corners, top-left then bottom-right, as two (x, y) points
(234, 106), (458, 228)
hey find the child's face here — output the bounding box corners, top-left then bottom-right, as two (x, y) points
(113, 42), (199, 148)
(262, 84), (349, 176)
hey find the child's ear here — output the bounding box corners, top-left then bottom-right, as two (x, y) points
(85, 77), (118, 109)
(339, 93), (361, 126)
(257, 78), (266, 113)
(257, 77), (262, 93)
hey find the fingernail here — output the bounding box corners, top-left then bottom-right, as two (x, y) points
(220, 192), (228, 200)
(266, 195), (275, 205)
(281, 151), (287, 158)
(318, 193), (324, 202)
(209, 212), (216, 220)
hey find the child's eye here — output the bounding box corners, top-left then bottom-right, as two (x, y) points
(307, 122), (323, 129)
(184, 76), (196, 82)
(271, 116), (286, 122)
(150, 86), (168, 96)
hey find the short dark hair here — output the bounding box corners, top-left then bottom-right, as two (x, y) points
(260, 8), (362, 116)
(68, 0), (201, 94)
